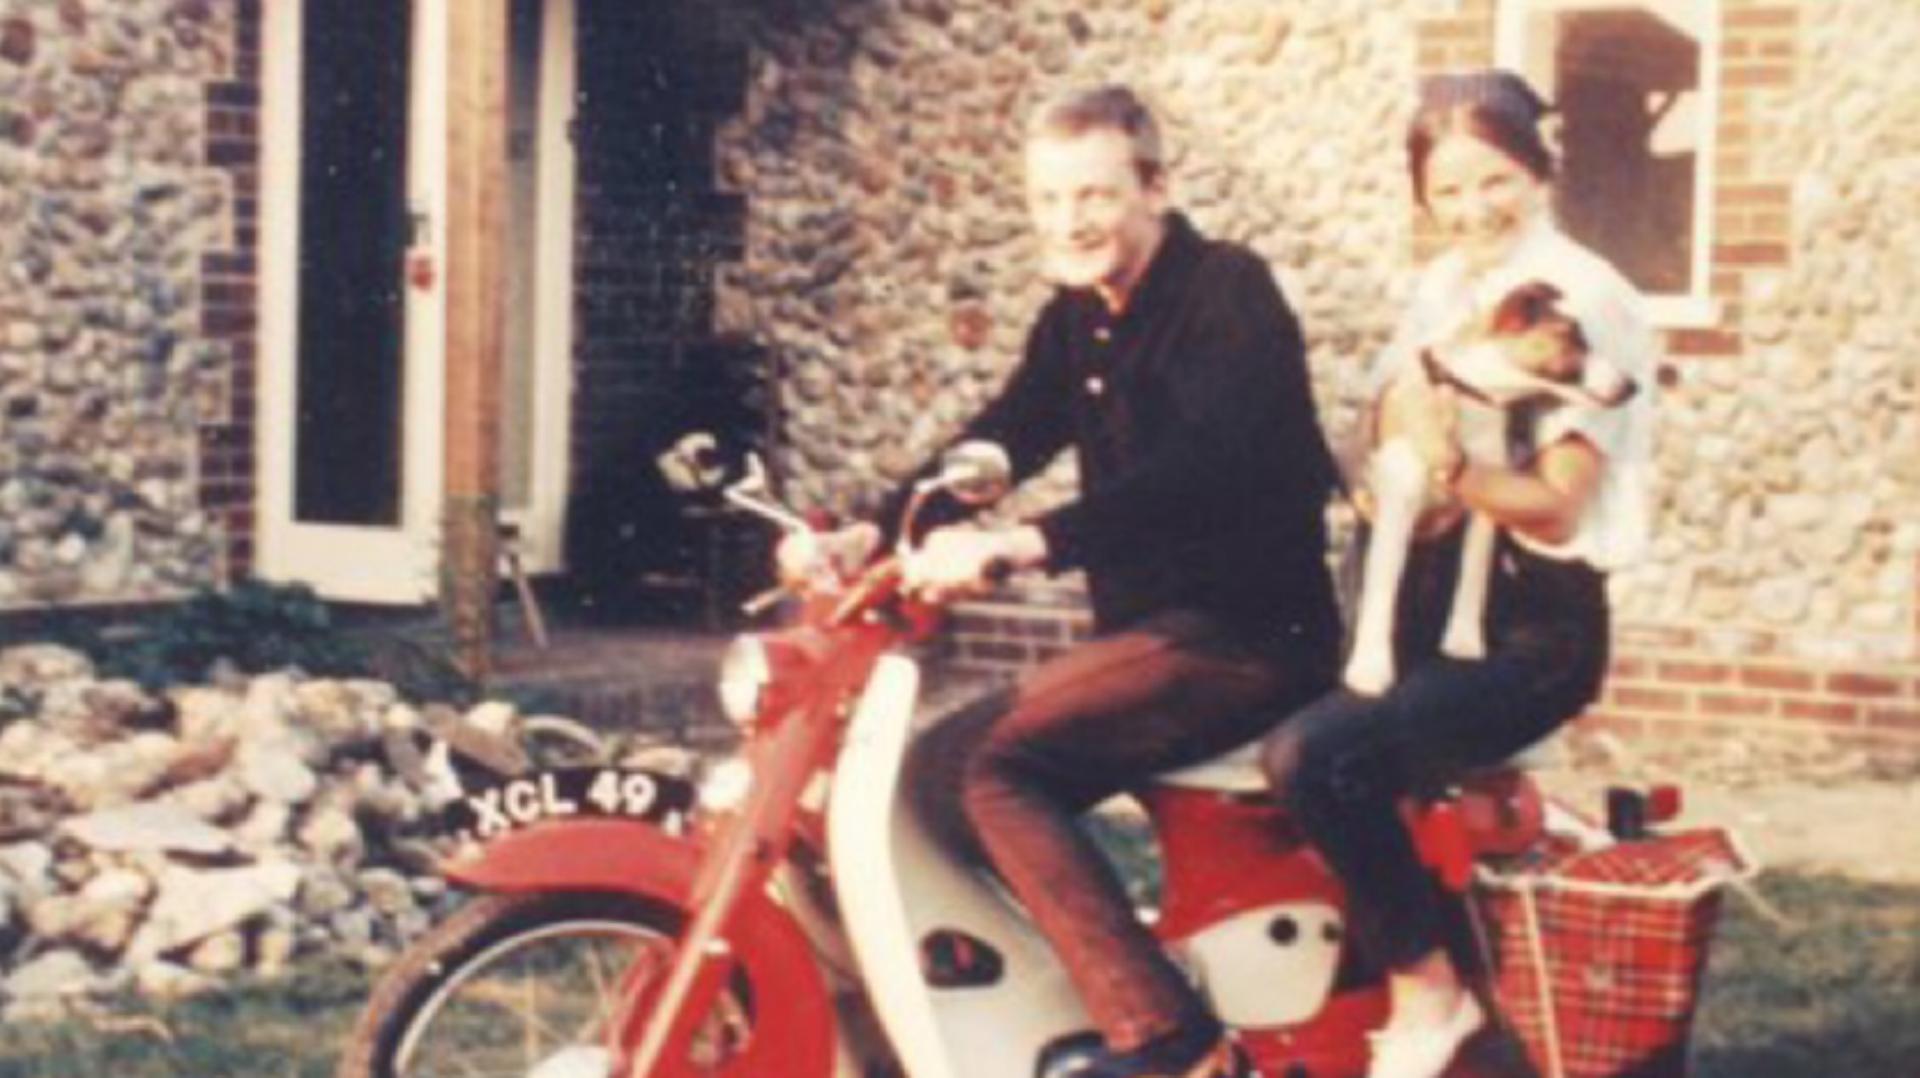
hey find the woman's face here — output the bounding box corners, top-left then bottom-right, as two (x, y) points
(1422, 132), (1547, 268)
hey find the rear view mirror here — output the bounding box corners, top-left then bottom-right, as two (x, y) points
(936, 441), (1012, 506)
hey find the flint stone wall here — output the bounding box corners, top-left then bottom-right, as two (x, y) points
(0, 0), (241, 609)
(714, 0), (1920, 664)
(1669, 0), (1919, 658)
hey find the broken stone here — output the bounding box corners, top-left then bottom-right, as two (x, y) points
(295, 795), (363, 866)
(0, 644), (93, 686)
(295, 866), (355, 919)
(0, 841), (54, 890)
(53, 731), (183, 809)
(125, 860), (302, 964)
(185, 929), (245, 973)
(134, 959), (216, 1000)
(236, 741), (318, 805)
(172, 685), (244, 746)
(5, 949), (96, 1001)
(166, 772), (251, 823)
(356, 868), (415, 917)
(62, 801), (234, 856)
(254, 923), (297, 977)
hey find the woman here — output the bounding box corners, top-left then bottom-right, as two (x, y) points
(1261, 70), (1657, 1078)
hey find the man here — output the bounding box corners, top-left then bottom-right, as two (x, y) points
(799, 85), (1341, 1078)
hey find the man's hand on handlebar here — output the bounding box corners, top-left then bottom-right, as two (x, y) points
(775, 522), (883, 592)
(901, 525), (1047, 602)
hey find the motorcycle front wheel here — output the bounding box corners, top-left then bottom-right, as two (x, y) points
(337, 892), (753, 1077)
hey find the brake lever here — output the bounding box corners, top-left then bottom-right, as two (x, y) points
(738, 583), (793, 618)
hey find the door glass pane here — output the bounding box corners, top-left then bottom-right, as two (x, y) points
(502, 0), (543, 512)
(294, 0), (412, 525)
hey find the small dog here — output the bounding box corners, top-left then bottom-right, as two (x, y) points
(1342, 280), (1636, 695)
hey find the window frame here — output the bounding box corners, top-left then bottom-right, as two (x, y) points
(1496, 0), (1723, 327)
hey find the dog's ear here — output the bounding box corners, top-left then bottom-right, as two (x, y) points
(1489, 280), (1567, 335)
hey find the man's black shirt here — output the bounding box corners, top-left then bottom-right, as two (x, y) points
(914, 212), (1341, 649)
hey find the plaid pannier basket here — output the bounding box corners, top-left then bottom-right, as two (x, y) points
(1470, 828), (1756, 1078)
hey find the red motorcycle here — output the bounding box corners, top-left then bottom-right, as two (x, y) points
(338, 442), (1704, 1078)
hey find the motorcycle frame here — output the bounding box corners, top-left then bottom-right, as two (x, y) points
(438, 578), (1545, 1078)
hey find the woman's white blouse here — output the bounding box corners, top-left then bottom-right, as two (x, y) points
(1370, 216), (1660, 571)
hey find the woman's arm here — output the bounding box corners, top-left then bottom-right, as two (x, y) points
(1380, 370), (1604, 545)
(1447, 434), (1603, 545)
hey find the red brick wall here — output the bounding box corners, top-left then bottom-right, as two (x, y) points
(944, 587), (1920, 757)
(199, 0), (262, 580)
(1594, 628), (1920, 751)
(563, 1), (769, 613)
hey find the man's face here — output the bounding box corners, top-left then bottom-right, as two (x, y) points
(1024, 128), (1167, 300)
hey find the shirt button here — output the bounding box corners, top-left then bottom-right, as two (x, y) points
(1086, 376), (1105, 396)
(1092, 326), (1111, 343)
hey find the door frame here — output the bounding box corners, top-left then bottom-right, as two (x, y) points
(504, 0), (578, 574)
(256, 0), (577, 600)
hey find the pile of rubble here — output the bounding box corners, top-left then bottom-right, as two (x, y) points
(0, 642), (584, 1021)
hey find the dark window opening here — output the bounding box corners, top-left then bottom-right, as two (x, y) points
(1551, 8), (1703, 295)
(294, 0), (412, 525)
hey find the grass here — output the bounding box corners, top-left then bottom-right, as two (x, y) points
(0, 872), (1910, 1075)
(1691, 872), (1920, 1077)
(0, 961), (371, 1078)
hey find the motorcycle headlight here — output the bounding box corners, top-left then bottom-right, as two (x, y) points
(716, 634), (771, 725)
(699, 756), (754, 813)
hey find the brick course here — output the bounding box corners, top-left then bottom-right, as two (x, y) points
(196, 9), (263, 582)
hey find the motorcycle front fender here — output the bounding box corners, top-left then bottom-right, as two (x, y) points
(442, 816), (703, 897)
(441, 818), (843, 1076)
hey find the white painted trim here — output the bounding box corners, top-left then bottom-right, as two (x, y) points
(828, 655), (1093, 1078)
(517, 0), (578, 574)
(255, 0), (301, 585)
(405, 0), (451, 572)
(1494, 0), (1724, 330)
(255, 0), (448, 603)
(828, 657), (959, 1078)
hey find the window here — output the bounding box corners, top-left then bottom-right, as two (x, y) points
(1498, 0), (1721, 324)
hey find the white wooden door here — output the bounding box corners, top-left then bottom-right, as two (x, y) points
(257, 0), (576, 599)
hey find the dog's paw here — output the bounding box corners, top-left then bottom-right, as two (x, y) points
(1440, 626), (1487, 661)
(1343, 655), (1394, 696)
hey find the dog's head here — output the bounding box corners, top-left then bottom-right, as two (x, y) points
(1429, 280), (1635, 408)
(1488, 281), (1588, 382)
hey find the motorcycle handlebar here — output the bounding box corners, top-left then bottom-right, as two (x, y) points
(824, 553), (1011, 628)
(828, 556), (906, 627)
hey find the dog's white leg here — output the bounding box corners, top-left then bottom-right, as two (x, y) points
(1344, 440), (1428, 695)
(1440, 511), (1496, 660)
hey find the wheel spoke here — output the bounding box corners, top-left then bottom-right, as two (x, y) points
(368, 900), (752, 1078)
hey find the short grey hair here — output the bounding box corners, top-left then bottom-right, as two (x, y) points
(1027, 84), (1165, 184)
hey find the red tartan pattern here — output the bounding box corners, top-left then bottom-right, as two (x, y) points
(1554, 830), (1747, 889)
(1473, 830), (1749, 1078)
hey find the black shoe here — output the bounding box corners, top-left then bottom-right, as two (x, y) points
(1040, 1018), (1243, 1078)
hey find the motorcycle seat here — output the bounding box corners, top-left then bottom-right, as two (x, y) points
(1150, 732), (1566, 795)
(1149, 742), (1268, 793)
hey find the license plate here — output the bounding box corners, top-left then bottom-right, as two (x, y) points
(440, 767), (696, 843)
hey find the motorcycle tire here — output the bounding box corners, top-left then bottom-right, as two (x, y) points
(337, 891), (754, 1078)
